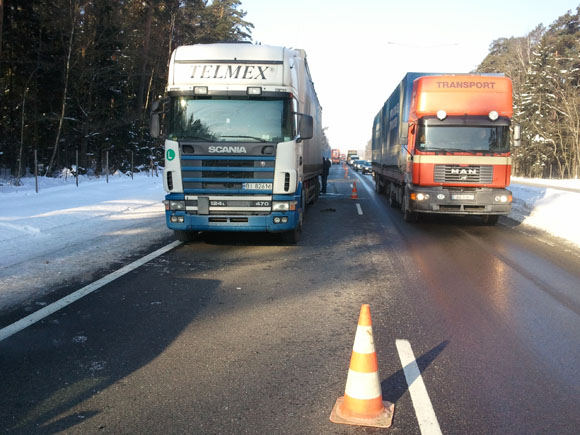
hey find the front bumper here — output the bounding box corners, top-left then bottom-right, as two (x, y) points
(408, 186), (512, 215)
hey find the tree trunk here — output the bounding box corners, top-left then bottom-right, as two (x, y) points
(0, 0), (4, 58)
(137, 2), (153, 118)
(46, 5), (76, 176)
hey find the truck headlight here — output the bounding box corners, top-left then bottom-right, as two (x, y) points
(169, 200), (186, 210)
(494, 195), (511, 203)
(272, 201), (297, 211)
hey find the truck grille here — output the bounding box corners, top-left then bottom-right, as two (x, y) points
(181, 156), (275, 194)
(434, 165), (493, 184)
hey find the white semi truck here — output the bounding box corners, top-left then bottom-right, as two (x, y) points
(151, 43), (327, 243)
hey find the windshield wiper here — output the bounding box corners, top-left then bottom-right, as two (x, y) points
(220, 135), (268, 143)
(184, 135), (216, 142)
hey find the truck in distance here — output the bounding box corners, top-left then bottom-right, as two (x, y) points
(151, 43), (326, 243)
(372, 73), (520, 225)
(331, 149), (340, 164)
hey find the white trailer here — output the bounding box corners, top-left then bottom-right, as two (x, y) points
(151, 43), (326, 243)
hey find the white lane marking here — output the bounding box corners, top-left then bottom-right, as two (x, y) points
(356, 203), (363, 215)
(396, 339), (443, 435)
(0, 240), (182, 342)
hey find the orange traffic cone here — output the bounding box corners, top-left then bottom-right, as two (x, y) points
(330, 304), (394, 428)
(350, 181), (359, 199)
(344, 166), (349, 178)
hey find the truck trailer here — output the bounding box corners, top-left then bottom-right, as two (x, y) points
(372, 72), (520, 225)
(151, 43), (326, 243)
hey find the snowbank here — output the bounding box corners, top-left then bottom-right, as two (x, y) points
(509, 177), (580, 248)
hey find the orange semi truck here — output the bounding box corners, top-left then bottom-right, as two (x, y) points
(331, 149), (341, 164)
(372, 73), (520, 224)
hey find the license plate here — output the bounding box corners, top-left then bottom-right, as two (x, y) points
(452, 194), (475, 200)
(243, 183), (272, 190)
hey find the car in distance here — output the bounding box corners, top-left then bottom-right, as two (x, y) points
(360, 160), (372, 174)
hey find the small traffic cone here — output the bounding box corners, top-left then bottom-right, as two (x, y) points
(350, 181), (359, 199)
(330, 304), (394, 428)
(344, 166), (349, 178)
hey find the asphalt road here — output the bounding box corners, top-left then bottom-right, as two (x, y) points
(1, 165), (579, 433)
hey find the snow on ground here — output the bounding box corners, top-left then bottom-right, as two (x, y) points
(0, 172), (579, 312)
(509, 177), (580, 248)
(0, 173), (171, 311)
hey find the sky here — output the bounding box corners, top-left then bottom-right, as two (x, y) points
(240, 0), (580, 153)
(1, 173), (579, 312)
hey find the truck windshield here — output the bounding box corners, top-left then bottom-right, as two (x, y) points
(168, 97), (295, 143)
(416, 125), (510, 153)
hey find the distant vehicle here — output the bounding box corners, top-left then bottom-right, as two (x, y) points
(360, 160), (372, 174)
(354, 159), (366, 171)
(348, 155), (359, 166)
(331, 149), (340, 164)
(347, 150), (359, 165)
(372, 72), (519, 224)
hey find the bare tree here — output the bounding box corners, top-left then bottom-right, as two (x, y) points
(46, 1), (78, 176)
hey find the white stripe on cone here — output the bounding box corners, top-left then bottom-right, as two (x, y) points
(352, 325), (375, 354)
(345, 370), (382, 400)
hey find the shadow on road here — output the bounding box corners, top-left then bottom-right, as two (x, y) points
(0, 268), (220, 433)
(381, 340), (449, 404)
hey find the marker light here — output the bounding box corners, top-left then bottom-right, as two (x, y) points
(193, 86), (208, 95)
(488, 110), (499, 121)
(437, 110), (447, 120)
(247, 86), (262, 95)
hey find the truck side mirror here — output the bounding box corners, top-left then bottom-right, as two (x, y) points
(297, 114), (313, 142)
(150, 99), (167, 139)
(399, 121), (409, 143)
(513, 124), (521, 147)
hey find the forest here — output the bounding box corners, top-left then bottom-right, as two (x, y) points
(0, 0), (253, 182)
(477, 6), (580, 178)
(0, 2), (578, 181)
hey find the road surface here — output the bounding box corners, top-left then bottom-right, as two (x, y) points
(1, 164), (579, 433)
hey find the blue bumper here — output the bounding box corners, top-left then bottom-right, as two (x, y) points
(164, 192), (301, 233)
(165, 211), (299, 233)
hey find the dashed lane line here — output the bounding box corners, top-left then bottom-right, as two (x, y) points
(356, 203), (363, 215)
(0, 240), (182, 342)
(396, 339), (443, 435)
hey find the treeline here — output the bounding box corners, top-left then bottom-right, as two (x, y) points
(0, 0), (253, 182)
(477, 6), (580, 179)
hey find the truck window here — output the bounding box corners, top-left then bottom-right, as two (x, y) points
(417, 125), (510, 153)
(168, 97), (295, 143)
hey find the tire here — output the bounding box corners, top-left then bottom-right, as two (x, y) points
(402, 187), (418, 222)
(481, 215), (499, 226)
(281, 193), (304, 244)
(388, 184), (397, 208)
(174, 230), (198, 242)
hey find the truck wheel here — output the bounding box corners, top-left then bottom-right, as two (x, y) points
(281, 224), (301, 244)
(402, 187), (418, 222)
(282, 193), (304, 244)
(481, 215), (499, 226)
(388, 184), (397, 208)
(174, 230), (198, 242)
(375, 177), (383, 195)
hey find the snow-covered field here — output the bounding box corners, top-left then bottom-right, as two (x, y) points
(0, 173), (171, 311)
(1, 172), (579, 312)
